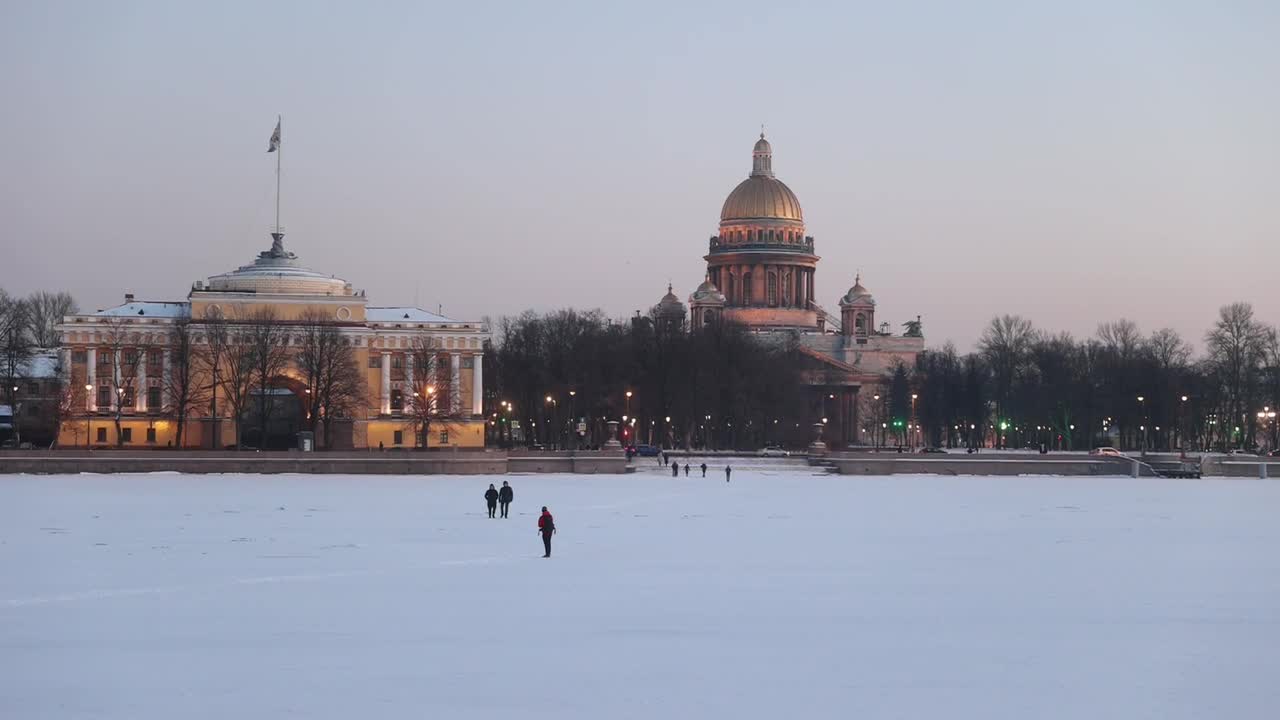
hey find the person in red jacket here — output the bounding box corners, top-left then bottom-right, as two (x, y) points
(537, 506), (556, 558)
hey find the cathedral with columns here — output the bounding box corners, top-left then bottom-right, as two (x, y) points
(656, 134), (926, 447)
(55, 233), (489, 450)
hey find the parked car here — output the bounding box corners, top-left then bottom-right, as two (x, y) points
(759, 446), (790, 457)
(1089, 447), (1126, 457)
(918, 447), (947, 454)
(1228, 449), (1256, 455)
(632, 444), (661, 457)
(1269, 449), (1280, 457)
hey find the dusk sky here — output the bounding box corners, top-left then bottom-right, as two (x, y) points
(3, 1), (1276, 351)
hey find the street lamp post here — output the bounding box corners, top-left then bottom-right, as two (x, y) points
(1137, 395), (1146, 453)
(84, 384), (93, 448)
(872, 394), (881, 450)
(568, 390), (577, 450)
(910, 393), (918, 450)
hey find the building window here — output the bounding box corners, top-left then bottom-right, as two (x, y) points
(96, 427), (107, 443)
(147, 387), (162, 409)
(439, 430), (449, 444)
(98, 351), (112, 367)
(369, 355), (382, 368)
(390, 389), (404, 411)
(121, 388), (135, 407)
(72, 350), (86, 363)
(97, 386), (112, 407)
(743, 273), (752, 304)
(393, 430), (403, 446)
(121, 428), (132, 443)
(391, 354), (403, 369)
(726, 275), (735, 304)
(28, 382), (40, 394)
(148, 349), (163, 367)
(146, 427), (157, 443)
(123, 349), (138, 366)
(462, 356), (474, 369)
(767, 273), (778, 307)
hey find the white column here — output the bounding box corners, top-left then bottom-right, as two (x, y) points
(471, 354), (483, 416)
(380, 352), (391, 415)
(450, 352), (461, 414)
(135, 353), (146, 411)
(86, 348), (96, 411)
(162, 349), (172, 411)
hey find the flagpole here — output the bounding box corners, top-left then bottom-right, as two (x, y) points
(275, 115), (282, 234)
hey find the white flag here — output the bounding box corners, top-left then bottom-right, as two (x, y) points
(267, 119), (281, 152)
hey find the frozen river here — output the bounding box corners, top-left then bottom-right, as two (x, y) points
(2, 471), (1278, 719)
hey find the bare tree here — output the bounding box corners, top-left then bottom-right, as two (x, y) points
(406, 334), (458, 448)
(1148, 327), (1192, 370)
(217, 314), (259, 450)
(100, 316), (153, 447)
(244, 307), (292, 449)
(54, 378), (86, 449)
(1, 291), (34, 444)
(296, 310), (365, 448)
(1205, 302), (1270, 448)
(165, 315), (206, 448)
(44, 353), (77, 449)
(26, 291), (78, 348)
(978, 314), (1037, 435)
(195, 307), (230, 449)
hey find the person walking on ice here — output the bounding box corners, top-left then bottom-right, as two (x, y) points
(498, 481), (514, 519)
(725, 465), (732, 482)
(484, 484), (499, 519)
(700, 462), (707, 478)
(538, 506), (556, 557)
(683, 463), (690, 477)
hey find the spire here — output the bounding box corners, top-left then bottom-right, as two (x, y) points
(751, 131), (773, 177)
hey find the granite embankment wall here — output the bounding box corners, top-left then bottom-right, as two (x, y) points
(822, 453), (1142, 477)
(0, 450), (631, 475)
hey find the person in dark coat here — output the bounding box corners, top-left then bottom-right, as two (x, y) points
(538, 506), (556, 557)
(484, 484), (499, 518)
(683, 463), (689, 476)
(671, 460), (679, 477)
(700, 463), (707, 478)
(725, 465), (732, 482)
(498, 480), (513, 518)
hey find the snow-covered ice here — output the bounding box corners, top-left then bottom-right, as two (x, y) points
(2, 470), (1278, 719)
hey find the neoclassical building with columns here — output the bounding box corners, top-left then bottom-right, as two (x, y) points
(658, 133), (926, 448)
(55, 233), (488, 449)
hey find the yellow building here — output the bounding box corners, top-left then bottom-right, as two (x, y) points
(56, 233), (489, 449)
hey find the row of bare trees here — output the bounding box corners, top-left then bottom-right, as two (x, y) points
(82, 308), (370, 449)
(900, 302), (1279, 452)
(89, 307), (466, 450)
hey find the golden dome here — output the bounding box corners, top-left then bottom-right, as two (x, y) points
(720, 176), (804, 223)
(719, 133), (804, 223)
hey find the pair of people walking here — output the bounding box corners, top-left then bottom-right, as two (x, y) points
(484, 481), (514, 519)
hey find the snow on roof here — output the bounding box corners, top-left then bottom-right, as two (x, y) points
(95, 301), (190, 319)
(21, 351), (60, 378)
(366, 307), (458, 324)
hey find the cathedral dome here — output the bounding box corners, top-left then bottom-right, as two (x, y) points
(655, 283), (687, 319)
(719, 133), (803, 224)
(720, 176), (804, 223)
(839, 274), (875, 306)
(689, 276), (726, 306)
